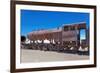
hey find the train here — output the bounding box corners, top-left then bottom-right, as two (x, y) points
(22, 22), (89, 55)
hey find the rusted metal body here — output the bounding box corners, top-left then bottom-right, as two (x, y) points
(27, 22), (88, 50)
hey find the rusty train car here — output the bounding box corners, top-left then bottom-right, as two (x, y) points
(27, 22), (89, 52)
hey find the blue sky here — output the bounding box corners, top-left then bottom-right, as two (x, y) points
(21, 9), (90, 39)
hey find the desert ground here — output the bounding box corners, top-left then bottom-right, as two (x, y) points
(21, 49), (89, 63)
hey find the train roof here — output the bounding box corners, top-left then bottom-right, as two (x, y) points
(28, 22), (86, 36)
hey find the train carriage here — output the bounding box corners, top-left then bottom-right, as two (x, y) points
(24, 22), (89, 54)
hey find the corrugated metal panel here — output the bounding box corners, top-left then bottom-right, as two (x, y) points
(62, 31), (78, 41)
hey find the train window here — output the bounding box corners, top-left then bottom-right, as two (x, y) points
(80, 29), (86, 40)
(63, 26), (69, 31)
(70, 26), (75, 30)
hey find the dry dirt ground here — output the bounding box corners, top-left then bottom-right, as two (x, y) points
(21, 49), (89, 63)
